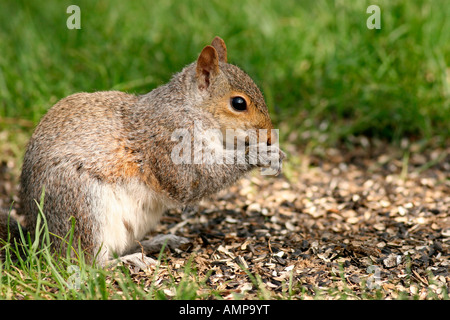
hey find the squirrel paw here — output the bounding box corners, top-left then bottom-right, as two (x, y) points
(250, 143), (285, 176)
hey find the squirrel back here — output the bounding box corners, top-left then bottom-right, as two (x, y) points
(1, 37), (284, 264)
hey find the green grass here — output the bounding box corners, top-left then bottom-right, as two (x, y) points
(0, 0), (449, 146)
(0, 0), (449, 301)
(0, 194), (199, 300)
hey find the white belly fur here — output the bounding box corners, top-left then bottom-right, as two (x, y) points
(93, 179), (175, 260)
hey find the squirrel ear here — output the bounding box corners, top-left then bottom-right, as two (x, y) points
(211, 36), (227, 63)
(196, 45), (219, 91)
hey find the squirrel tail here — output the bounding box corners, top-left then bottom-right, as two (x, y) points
(0, 210), (27, 262)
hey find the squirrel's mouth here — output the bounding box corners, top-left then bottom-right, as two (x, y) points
(221, 135), (273, 150)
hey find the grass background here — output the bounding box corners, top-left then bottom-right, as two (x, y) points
(0, 0), (449, 300)
(0, 0), (449, 147)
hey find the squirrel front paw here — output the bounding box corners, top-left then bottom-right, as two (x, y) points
(248, 143), (285, 176)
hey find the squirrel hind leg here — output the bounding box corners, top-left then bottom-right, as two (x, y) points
(104, 252), (158, 270)
(103, 235), (191, 270)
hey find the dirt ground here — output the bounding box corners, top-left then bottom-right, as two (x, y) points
(145, 139), (449, 299)
(1, 135), (449, 299)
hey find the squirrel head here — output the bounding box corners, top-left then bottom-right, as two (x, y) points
(192, 36), (276, 146)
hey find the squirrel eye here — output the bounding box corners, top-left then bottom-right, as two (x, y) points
(231, 96), (247, 111)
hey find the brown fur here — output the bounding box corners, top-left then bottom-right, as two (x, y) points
(211, 36), (228, 63)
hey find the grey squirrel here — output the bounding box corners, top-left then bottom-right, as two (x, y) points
(0, 37), (285, 267)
